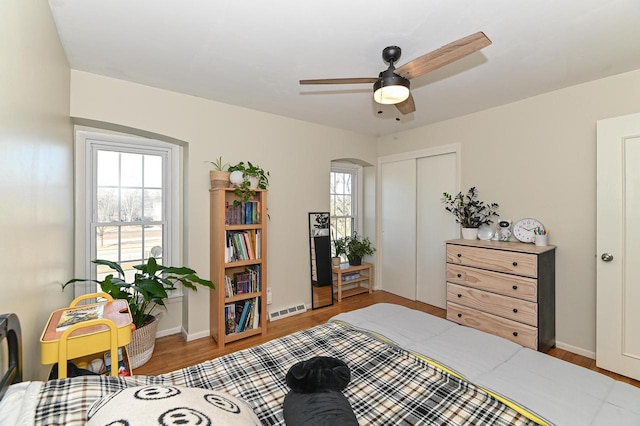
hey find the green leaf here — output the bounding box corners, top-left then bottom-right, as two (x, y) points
(92, 259), (125, 277)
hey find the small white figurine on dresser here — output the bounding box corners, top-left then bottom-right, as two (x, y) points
(497, 220), (512, 241)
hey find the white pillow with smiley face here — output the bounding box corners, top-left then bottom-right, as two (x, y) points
(86, 385), (261, 425)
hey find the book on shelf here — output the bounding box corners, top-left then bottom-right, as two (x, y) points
(56, 303), (105, 331)
(230, 298), (260, 333)
(225, 265), (261, 298)
(225, 200), (260, 225)
(224, 303), (236, 335)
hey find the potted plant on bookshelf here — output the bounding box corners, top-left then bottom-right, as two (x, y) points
(206, 156), (231, 189)
(228, 161), (270, 203)
(335, 232), (375, 266)
(63, 258), (214, 368)
(442, 186), (500, 240)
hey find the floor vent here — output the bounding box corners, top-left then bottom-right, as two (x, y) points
(268, 303), (307, 321)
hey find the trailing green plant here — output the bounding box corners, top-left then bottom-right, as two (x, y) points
(62, 258), (214, 329)
(206, 156), (229, 171)
(228, 161), (270, 203)
(442, 186), (499, 228)
(334, 232), (375, 263)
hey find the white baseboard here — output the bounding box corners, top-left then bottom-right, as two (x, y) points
(184, 328), (210, 342)
(156, 326), (181, 338)
(556, 340), (595, 359)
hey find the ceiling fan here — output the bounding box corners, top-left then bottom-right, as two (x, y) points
(299, 32), (491, 115)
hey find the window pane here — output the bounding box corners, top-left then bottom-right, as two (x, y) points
(144, 189), (162, 221)
(121, 153), (142, 187)
(121, 225), (143, 262)
(144, 225), (163, 261)
(121, 188), (142, 222)
(96, 226), (119, 261)
(97, 150), (119, 186)
(97, 187), (119, 223)
(144, 155), (163, 188)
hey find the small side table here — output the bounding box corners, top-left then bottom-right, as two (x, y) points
(332, 262), (374, 302)
(40, 293), (132, 378)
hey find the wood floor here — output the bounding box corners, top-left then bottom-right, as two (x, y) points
(134, 291), (640, 388)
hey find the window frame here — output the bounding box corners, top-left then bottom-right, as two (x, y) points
(74, 129), (182, 298)
(330, 161), (364, 245)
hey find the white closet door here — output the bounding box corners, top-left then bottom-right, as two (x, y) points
(380, 159), (416, 300)
(416, 153), (458, 308)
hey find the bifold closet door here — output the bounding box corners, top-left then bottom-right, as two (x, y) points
(416, 153), (458, 308)
(380, 159), (417, 300)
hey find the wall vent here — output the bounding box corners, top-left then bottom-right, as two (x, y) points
(268, 303), (307, 321)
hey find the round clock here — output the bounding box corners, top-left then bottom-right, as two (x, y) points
(513, 218), (545, 243)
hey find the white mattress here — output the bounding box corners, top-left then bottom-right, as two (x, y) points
(330, 303), (640, 426)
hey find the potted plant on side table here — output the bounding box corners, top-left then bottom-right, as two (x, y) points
(335, 232), (375, 266)
(442, 186), (500, 240)
(63, 258), (214, 369)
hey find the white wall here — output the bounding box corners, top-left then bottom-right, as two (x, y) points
(0, 1), (73, 380)
(378, 68), (640, 356)
(69, 71), (377, 339)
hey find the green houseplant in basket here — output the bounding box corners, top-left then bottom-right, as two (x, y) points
(63, 258), (214, 368)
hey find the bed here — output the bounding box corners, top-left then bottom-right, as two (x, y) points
(1, 303), (639, 425)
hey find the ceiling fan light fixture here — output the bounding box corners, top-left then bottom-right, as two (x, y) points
(373, 72), (410, 105)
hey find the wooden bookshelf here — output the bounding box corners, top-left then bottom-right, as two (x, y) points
(210, 188), (268, 347)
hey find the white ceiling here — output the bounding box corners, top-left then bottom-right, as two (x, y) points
(48, 0), (640, 137)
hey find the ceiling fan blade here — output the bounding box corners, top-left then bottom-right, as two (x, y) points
(299, 77), (378, 85)
(395, 93), (416, 115)
(395, 32), (491, 80)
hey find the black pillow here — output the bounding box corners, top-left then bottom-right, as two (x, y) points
(285, 356), (351, 393)
(283, 356), (357, 425)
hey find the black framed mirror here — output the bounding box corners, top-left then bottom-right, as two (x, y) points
(308, 212), (334, 309)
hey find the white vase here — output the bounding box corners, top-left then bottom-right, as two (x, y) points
(461, 227), (479, 240)
(229, 170), (244, 186)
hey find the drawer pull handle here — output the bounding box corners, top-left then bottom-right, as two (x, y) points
(513, 308), (518, 313)
(457, 273), (462, 278)
(457, 313), (462, 318)
(457, 253), (462, 258)
(512, 285), (518, 290)
(513, 332), (518, 337)
(457, 294), (462, 298)
(512, 261), (518, 266)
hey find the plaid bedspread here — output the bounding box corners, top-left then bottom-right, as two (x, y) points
(34, 322), (538, 425)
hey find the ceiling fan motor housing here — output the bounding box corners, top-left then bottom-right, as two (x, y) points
(373, 67), (411, 104)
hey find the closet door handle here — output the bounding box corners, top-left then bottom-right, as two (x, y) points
(513, 332), (518, 337)
(457, 294), (462, 298)
(512, 285), (518, 290)
(513, 308), (518, 313)
(457, 313), (462, 318)
(512, 261), (518, 266)
(457, 253), (462, 258)
(457, 274), (462, 278)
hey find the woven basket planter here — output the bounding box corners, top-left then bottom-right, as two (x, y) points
(126, 315), (160, 369)
(210, 170), (231, 189)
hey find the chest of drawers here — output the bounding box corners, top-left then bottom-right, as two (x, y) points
(445, 239), (556, 351)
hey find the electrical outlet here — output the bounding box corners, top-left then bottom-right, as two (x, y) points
(266, 288), (272, 305)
